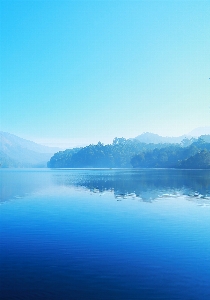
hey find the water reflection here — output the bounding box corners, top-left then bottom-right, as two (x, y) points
(1, 169), (210, 300)
(54, 169), (210, 203)
(1, 168), (210, 204)
(0, 169), (53, 203)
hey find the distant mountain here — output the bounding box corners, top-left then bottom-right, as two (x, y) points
(0, 150), (19, 168)
(187, 126), (210, 137)
(0, 131), (62, 167)
(134, 132), (191, 144)
(0, 132), (60, 153)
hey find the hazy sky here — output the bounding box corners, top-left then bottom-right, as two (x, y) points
(1, 0), (210, 148)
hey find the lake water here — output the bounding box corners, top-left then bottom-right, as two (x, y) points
(1, 168), (210, 300)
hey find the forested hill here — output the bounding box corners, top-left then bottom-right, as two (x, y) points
(131, 139), (210, 169)
(48, 138), (172, 168)
(47, 136), (209, 169)
(48, 137), (210, 169)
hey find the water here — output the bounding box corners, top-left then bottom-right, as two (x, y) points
(1, 168), (210, 300)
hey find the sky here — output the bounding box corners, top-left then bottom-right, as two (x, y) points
(1, 0), (210, 148)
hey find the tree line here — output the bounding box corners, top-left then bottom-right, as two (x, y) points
(131, 139), (210, 169)
(48, 136), (210, 169)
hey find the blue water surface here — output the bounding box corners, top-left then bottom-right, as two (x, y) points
(0, 168), (210, 300)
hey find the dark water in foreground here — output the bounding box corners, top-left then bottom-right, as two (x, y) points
(1, 168), (210, 300)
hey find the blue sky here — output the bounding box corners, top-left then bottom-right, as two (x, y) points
(1, 0), (210, 148)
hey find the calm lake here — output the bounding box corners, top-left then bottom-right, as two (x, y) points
(1, 168), (210, 300)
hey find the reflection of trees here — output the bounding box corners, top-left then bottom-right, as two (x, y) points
(68, 169), (210, 201)
(2, 169), (210, 204)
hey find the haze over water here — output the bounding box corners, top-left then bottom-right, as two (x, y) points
(1, 168), (210, 300)
(2, 2), (210, 298)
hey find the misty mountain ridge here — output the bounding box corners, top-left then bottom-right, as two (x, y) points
(0, 131), (61, 154)
(1, 128), (210, 167)
(187, 126), (210, 137)
(134, 132), (190, 144)
(0, 131), (62, 167)
(134, 127), (210, 144)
